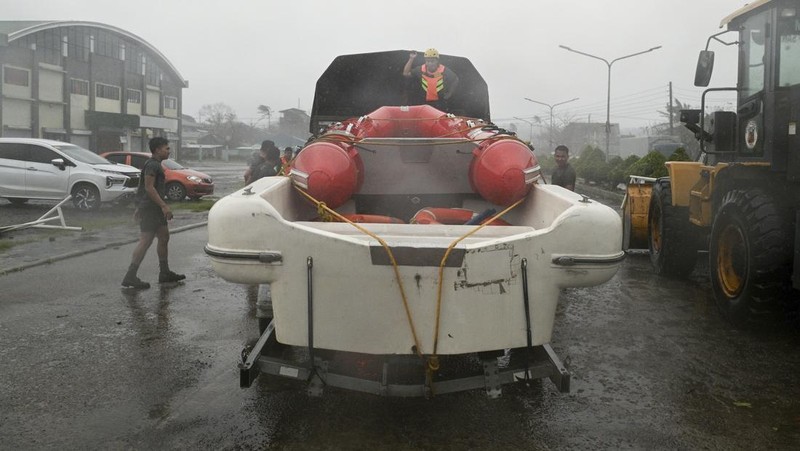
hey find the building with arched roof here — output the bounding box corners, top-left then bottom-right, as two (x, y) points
(0, 21), (187, 154)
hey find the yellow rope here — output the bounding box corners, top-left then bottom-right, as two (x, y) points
(427, 198), (525, 375)
(292, 185), (425, 359)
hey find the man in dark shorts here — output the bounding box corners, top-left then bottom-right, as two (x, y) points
(551, 145), (576, 191)
(121, 137), (186, 289)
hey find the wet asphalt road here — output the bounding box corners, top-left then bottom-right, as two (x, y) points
(2, 167), (800, 449)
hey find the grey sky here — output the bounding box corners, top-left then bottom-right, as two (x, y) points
(3, 0), (744, 131)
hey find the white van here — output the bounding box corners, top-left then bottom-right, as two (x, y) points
(0, 138), (140, 211)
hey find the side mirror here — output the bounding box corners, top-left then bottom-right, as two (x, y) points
(51, 158), (66, 170)
(680, 109), (701, 125)
(694, 50), (715, 87)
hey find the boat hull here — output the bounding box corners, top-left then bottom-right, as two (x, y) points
(206, 177), (622, 355)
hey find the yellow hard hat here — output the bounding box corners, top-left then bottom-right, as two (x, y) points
(424, 48), (439, 58)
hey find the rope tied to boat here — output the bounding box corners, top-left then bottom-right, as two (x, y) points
(292, 185), (425, 360)
(315, 202), (334, 222)
(425, 197), (525, 391)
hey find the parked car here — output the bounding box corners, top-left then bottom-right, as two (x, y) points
(101, 151), (214, 201)
(0, 138), (140, 211)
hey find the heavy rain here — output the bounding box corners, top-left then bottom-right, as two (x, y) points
(2, 1), (800, 449)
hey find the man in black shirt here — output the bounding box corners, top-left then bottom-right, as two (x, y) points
(550, 145), (576, 191)
(122, 137), (186, 289)
(244, 140), (280, 184)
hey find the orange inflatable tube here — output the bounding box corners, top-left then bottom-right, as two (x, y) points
(411, 208), (510, 226)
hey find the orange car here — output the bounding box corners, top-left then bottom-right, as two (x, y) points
(101, 151), (214, 201)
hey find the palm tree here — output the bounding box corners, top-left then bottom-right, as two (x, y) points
(257, 105), (273, 129)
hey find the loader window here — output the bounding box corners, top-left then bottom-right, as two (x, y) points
(778, 18), (800, 87)
(740, 11), (768, 98)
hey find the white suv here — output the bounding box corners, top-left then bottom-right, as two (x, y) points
(0, 138), (140, 211)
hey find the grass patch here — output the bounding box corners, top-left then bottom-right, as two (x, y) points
(0, 239), (16, 253)
(74, 216), (129, 232)
(171, 199), (216, 212)
(0, 237), (35, 254)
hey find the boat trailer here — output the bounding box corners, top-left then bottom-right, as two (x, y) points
(238, 257), (570, 398)
(240, 320), (570, 398)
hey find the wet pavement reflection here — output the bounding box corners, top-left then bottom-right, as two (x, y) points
(1, 228), (799, 449)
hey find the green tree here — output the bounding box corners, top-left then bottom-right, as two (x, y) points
(668, 147), (691, 161)
(627, 151), (668, 179)
(575, 145), (610, 185)
(608, 155), (641, 187)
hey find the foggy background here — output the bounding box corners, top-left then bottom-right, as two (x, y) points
(2, 0), (743, 133)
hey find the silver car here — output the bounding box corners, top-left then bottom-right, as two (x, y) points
(0, 138), (140, 211)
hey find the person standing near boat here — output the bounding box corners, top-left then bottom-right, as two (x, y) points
(402, 48), (460, 112)
(244, 140), (280, 184)
(278, 147), (294, 175)
(550, 145), (576, 191)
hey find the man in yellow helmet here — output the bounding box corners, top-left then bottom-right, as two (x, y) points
(402, 48), (460, 112)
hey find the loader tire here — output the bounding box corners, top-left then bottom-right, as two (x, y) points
(648, 180), (700, 278)
(709, 189), (794, 326)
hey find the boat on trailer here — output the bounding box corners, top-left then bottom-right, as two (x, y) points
(205, 50), (623, 397)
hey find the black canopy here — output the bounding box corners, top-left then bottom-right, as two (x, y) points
(310, 50), (490, 133)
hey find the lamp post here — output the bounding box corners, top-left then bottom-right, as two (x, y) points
(513, 116), (536, 143)
(523, 97), (579, 150)
(558, 44), (661, 157)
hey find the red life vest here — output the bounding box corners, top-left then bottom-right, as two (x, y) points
(420, 64), (446, 101)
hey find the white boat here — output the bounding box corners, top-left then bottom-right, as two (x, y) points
(204, 51), (623, 395)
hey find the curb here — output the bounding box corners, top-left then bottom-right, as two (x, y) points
(0, 221), (207, 276)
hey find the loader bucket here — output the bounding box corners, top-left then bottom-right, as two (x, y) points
(622, 176), (656, 250)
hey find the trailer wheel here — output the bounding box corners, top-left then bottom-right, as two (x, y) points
(648, 180), (700, 278)
(709, 189), (793, 325)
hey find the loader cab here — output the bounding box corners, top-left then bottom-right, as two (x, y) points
(687, 0), (800, 175)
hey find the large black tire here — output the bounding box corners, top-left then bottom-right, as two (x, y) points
(709, 189), (794, 326)
(8, 198), (28, 205)
(71, 184), (101, 211)
(648, 180), (701, 278)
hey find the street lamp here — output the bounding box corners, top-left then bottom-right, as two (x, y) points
(559, 44), (661, 157)
(513, 116), (536, 143)
(524, 97), (579, 150)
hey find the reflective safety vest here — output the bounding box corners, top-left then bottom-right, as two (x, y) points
(421, 64), (446, 101)
(279, 156), (292, 175)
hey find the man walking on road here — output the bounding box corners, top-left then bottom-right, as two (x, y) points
(122, 137), (186, 289)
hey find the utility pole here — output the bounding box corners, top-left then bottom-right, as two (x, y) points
(559, 44), (662, 158)
(523, 97), (579, 150)
(669, 81), (674, 136)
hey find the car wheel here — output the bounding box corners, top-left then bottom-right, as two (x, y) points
(72, 184), (101, 211)
(8, 198), (28, 205)
(166, 182), (187, 201)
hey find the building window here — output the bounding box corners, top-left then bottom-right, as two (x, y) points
(127, 89), (142, 104)
(96, 83), (121, 100)
(164, 96), (178, 109)
(66, 27), (90, 62)
(70, 79), (89, 95)
(3, 66), (30, 87)
(146, 56), (162, 86)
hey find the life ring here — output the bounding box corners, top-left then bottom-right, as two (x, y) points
(410, 207), (511, 226)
